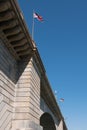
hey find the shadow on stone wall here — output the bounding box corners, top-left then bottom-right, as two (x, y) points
(0, 38), (34, 85)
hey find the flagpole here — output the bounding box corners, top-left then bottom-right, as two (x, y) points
(32, 10), (34, 40)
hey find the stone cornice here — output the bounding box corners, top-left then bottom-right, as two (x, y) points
(0, 0), (35, 60)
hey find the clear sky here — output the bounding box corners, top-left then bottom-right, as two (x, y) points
(18, 0), (87, 130)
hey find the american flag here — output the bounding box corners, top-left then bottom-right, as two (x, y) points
(33, 12), (43, 21)
(60, 98), (64, 102)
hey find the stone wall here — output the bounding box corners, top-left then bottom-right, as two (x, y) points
(0, 39), (42, 130)
(0, 38), (65, 130)
(11, 58), (42, 130)
(0, 39), (18, 130)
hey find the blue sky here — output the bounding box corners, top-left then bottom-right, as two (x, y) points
(18, 0), (87, 130)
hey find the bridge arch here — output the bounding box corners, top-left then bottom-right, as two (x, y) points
(40, 112), (56, 130)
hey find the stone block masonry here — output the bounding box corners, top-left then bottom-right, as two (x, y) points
(0, 39), (42, 130)
(0, 39), (17, 130)
(12, 58), (41, 129)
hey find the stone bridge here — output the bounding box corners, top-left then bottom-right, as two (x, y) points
(0, 0), (68, 130)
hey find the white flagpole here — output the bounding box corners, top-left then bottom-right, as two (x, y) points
(32, 10), (34, 40)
